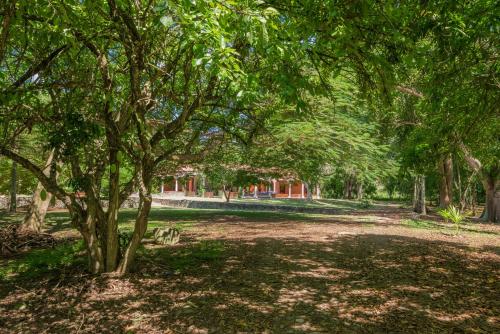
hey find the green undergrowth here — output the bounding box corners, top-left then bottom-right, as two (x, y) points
(403, 219), (441, 230)
(0, 241), (85, 282)
(402, 218), (497, 236)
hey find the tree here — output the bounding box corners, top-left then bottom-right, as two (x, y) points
(0, 0), (306, 274)
(255, 77), (393, 201)
(21, 150), (59, 233)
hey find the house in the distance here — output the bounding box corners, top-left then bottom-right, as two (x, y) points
(157, 166), (319, 199)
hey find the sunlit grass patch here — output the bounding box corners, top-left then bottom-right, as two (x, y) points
(402, 219), (441, 230)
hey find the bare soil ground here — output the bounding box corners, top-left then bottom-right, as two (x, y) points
(0, 206), (499, 333)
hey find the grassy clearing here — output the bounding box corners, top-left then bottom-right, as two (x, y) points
(402, 218), (499, 236)
(232, 197), (387, 210)
(36, 208), (321, 234)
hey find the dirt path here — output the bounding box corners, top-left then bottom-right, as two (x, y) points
(0, 209), (499, 333)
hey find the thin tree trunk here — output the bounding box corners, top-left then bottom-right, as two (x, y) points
(80, 206), (105, 274)
(413, 177), (418, 209)
(304, 182), (313, 201)
(116, 194), (152, 275)
(438, 154), (453, 208)
(413, 175), (426, 215)
(357, 183), (364, 199)
(105, 148), (120, 272)
(420, 175), (426, 215)
(343, 176), (350, 199)
(223, 185), (230, 202)
(9, 161), (17, 213)
(472, 182), (477, 216)
(21, 150), (57, 233)
(115, 165), (153, 275)
(0, 0), (17, 64)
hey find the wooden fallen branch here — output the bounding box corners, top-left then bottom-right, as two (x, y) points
(0, 224), (56, 255)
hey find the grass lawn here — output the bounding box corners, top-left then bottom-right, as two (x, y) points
(0, 206), (499, 333)
(231, 197), (400, 210)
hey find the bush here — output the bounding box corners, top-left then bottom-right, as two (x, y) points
(438, 205), (466, 234)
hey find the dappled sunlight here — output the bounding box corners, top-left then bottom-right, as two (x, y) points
(1, 207), (499, 333)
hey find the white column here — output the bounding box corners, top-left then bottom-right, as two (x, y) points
(273, 180), (277, 193)
(254, 184), (258, 198)
(175, 177), (179, 192)
(316, 185), (321, 199)
(160, 181), (164, 194)
(288, 182), (292, 198)
(301, 183), (305, 198)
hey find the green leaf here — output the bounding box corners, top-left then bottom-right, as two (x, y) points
(40, 189), (47, 201)
(160, 16), (174, 27)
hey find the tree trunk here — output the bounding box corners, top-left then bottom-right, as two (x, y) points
(105, 148), (120, 272)
(223, 185), (230, 202)
(79, 207), (105, 274)
(9, 161), (17, 213)
(481, 177), (499, 223)
(21, 183), (52, 233)
(413, 175), (426, 215)
(438, 154), (453, 208)
(304, 182), (313, 201)
(316, 185), (321, 199)
(344, 175), (354, 199)
(357, 183), (364, 199)
(459, 142), (498, 223)
(115, 165), (154, 275)
(343, 177), (349, 199)
(472, 182), (477, 216)
(21, 150), (57, 233)
(116, 194), (152, 275)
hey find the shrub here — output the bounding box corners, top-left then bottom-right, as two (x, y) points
(438, 205), (466, 233)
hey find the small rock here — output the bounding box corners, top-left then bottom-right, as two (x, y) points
(153, 227), (180, 245)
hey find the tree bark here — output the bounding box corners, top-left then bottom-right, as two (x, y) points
(21, 150), (57, 233)
(223, 185), (231, 202)
(116, 193), (152, 275)
(9, 160), (17, 213)
(413, 175), (426, 215)
(316, 185), (321, 199)
(357, 183), (364, 199)
(81, 208), (105, 274)
(459, 142), (498, 223)
(481, 176), (499, 223)
(21, 183), (52, 233)
(0, 0), (17, 64)
(304, 182), (313, 201)
(344, 176), (354, 199)
(438, 154), (453, 208)
(105, 147), (120, 272)
(115, 164), (153, 275)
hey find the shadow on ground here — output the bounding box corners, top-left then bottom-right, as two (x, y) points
(0, 233), (498, 333)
